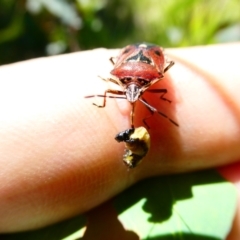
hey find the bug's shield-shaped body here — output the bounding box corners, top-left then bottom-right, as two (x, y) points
(111, 43), (166, 80)
(110, 43), (170, 104)
(115, 127), (150, 168)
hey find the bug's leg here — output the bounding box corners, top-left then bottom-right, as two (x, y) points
(98, 76), (120, 86)
(146, 88), (171, 103)
(85, 90), (125, 108)
(109, 57), (116, 65)
(142, 115), (151, 129)
(164, 60), (174, 73)
(139, 97), (179, 127)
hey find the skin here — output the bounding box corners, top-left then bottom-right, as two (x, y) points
(0, 43), (239, 235)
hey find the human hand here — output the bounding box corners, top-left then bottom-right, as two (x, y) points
(0, 43), (239, 234)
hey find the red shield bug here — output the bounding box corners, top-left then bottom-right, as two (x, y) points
(115, 127), (150, 168)
(85, 43), (178, 128)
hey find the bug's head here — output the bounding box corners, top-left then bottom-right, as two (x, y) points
(125, 83), (143, 103)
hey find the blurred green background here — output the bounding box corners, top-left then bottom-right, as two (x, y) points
(0, 0), (239, 65)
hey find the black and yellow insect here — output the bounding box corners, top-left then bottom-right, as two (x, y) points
(115, 127), (150, 168)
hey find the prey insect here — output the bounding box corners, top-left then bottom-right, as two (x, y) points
(115, 127), (150, 168)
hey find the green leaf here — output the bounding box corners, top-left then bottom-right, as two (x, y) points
(114, 170), (237, 239)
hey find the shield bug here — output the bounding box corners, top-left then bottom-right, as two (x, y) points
(115, 127), (150, 168)
(85, 43), (178, 128)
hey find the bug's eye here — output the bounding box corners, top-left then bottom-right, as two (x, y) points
(121, 78), (132, 84)
(154, 50), (161, 56)
(122, 47), (131, 55)
(137, 78), (148, 86)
